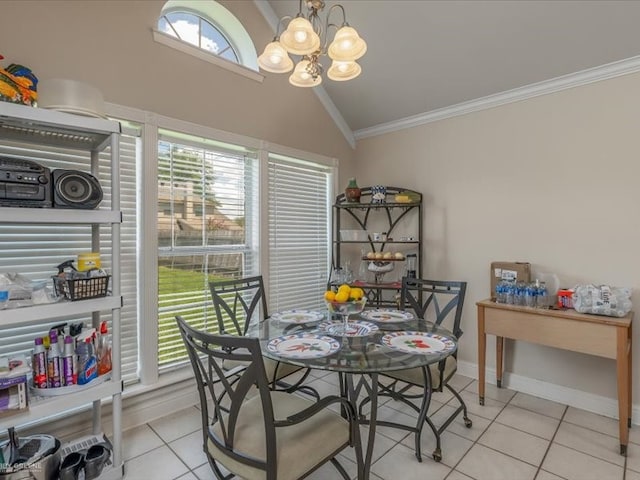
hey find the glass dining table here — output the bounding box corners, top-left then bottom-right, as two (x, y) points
(248, 308), (459, 480)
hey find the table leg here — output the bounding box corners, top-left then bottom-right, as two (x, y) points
(477, 305), (486, 406)
(628, 322), (633, 429)
(496, 336), (504, 388)
(616, 325), (630, 456)
(344, 373), (376, 480)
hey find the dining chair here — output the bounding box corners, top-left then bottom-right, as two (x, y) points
(374, 277), (471, 462)
(209, 275), (316, 397)
(176, 316), (361, 480)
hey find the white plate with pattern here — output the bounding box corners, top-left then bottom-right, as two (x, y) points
(360, 308), (414, 323)
(271, 309), (324, 325)
(267, 333), (341, 359)
(381, 331), (456, 355)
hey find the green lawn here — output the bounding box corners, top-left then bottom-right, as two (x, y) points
(157, 265), (230, 364)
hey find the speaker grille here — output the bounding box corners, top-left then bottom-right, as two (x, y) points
(52, 170), (103, 209)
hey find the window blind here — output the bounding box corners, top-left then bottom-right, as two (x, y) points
(156, 129), (259, 368)
(0, 123), (140, 382)
(267, 154), (332, 313)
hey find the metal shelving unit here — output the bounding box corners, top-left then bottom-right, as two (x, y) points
(332, 186), (423, 307)
(0, 102), (124, 478)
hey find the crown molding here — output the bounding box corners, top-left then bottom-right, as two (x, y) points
(252, 0), (356, 149)
(354, 55), (640, 141)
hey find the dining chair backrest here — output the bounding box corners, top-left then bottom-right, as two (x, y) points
(400, 277), (467, 339)
(209, 276), (268, 337)
(176, 315), (278, 475)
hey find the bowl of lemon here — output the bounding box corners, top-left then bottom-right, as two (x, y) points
(324, 284), (367, 317)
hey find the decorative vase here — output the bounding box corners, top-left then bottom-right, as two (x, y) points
(345, 178), (361, 203)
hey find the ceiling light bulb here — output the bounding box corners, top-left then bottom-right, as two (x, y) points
(328, 26), (367, 61)
(294, 30), (308, 43)
(269, 54), (282, 65)
(340, 39), (353, 49)
(338, 63), (349, 73)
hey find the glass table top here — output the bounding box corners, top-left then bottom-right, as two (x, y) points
(249, 311), (458, 374)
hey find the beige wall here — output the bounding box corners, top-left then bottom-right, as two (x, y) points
(0, 0), (354, 162)
(355, 72), (640, 401)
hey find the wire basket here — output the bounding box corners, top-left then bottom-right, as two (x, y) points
(52, 275), (110, 301)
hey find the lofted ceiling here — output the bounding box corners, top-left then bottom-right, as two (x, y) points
(258, 0), (640, 142)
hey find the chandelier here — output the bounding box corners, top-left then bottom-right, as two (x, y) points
(258, 0), (367, 87)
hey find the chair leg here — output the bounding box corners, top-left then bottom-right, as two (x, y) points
(207, 453), (233, 480)
(329, 457), (351, 480)
(446, 383), (473, 428)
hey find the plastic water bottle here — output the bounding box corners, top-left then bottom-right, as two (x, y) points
(505, 280), (516, 305)
(495, 280), (505, 303)
(536, 281), (548, 309)
(525, 282), (537, 307)
(0, 290), (8, 309)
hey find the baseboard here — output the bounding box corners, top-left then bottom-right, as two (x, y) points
(457, 359), (638, 426)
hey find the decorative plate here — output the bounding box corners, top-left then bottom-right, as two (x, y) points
(267, 333), (341, 359)
(319, 320), (379, 337)
(360, 308), (414, 323)
(271, 309), (324, 325)
(381, 331), (456, 355)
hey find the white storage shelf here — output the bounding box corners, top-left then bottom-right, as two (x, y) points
(0, 102), (123, 477)
(0, 297), (123, 329)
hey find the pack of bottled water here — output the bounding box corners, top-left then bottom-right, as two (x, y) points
(495, 279), (550, 308)
(573, 284), (632, 317)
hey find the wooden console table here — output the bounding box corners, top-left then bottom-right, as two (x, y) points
(476, 299), (633, 455)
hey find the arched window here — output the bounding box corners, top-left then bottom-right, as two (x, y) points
(153, 0), (260, 80)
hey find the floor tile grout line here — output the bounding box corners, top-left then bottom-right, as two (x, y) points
(440, 384), (512, 480)
(533, 404), (569, 480)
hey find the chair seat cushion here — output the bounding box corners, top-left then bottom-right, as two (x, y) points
(384, 356), (457, 390)
(208, 391), (351, 480)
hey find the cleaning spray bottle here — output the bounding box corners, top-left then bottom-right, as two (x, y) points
(76, 338), (98, 385)
(97, 321), (112, 376)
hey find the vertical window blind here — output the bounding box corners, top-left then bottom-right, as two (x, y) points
(267, 153), (332, 313)
(0, 122), (140, 382)
(156, 129), (259, 368)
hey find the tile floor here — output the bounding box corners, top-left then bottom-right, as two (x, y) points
(121, 372), (639, 480)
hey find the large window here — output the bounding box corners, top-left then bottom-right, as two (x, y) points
(156, 130), (259, 367)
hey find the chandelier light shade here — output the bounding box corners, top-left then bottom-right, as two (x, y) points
(259, 0), (367, 87)
(279, 17), (321, 55)
(328, 26), (367, 61)
(289, 58), (323, 87)
(327, 60), (361, 82)
(257, 41), (294, 73)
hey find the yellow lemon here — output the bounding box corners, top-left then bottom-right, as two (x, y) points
(338, 283), (351, 293)
(350, 288), (364, 300)
(324, 290), (336, 301)
(335, 290), (350, 303)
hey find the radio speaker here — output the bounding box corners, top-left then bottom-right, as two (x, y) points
(52, 170), (103, 209)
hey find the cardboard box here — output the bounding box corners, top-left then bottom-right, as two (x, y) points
(490, 261), (532, 300)
(0, 354), (29, 415)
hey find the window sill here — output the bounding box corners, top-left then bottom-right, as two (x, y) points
(152, 29), (264, 83)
